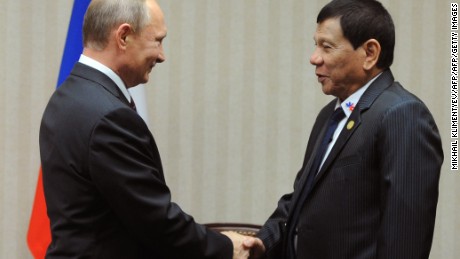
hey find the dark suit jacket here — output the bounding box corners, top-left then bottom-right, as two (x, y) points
(257, 70), (443, 259)
(40, 63), (232, 259)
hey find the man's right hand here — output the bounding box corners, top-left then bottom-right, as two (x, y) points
(243, 237), (265, 259)
(221, 231), (250, 259)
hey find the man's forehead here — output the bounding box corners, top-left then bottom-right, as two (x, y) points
(314, 18), (343, 40)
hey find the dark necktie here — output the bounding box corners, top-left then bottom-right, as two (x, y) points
(286, 107), (346, 258)
(129, 97), (137, 111)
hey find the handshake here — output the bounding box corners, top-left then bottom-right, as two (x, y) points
(222, 231), (266, 259)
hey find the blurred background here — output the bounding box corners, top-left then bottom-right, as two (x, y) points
(0, 0), (457, 258)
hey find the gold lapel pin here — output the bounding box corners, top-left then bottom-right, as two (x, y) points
(347, 120), (355, 130)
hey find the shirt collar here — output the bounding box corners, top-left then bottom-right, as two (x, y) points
(335, 72), (383, 117)
(78, 54), (132, 102)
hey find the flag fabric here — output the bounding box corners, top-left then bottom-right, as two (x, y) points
(27, 0), (149, 257)
(26, 167), (50, 259)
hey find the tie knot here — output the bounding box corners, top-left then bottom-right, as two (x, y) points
(129, 97), (137, 111)
(331, 108), (345, 122)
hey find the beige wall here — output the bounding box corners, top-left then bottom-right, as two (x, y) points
(0, 0), (457, 258)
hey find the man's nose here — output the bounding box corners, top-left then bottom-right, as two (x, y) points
(310, 48), (322, 66)
(157, 46), (166, 63)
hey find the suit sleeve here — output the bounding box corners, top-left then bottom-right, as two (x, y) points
(377, 100), (443, 258)
(257, 105), (331, 258)
(257, 192), (291, 257)
(258, 158), (317, 257)
(88, 107), (232, 259)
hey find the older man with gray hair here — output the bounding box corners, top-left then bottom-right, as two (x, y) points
(40, 0), (249, 258)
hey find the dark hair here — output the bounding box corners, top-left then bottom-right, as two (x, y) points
(317, 0), (395, 69)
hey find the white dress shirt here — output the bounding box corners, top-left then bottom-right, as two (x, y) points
(318, 73), (382, 171)
(78, 54), (132, 103)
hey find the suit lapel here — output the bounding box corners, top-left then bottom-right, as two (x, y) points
(70, 62), (165, 176)
(286, 102), (336, 220)
(71, 62), (132, 107)
(313, 70), (395, 185)
(313, 107), (362, 182)
(299, 106), (335, 185)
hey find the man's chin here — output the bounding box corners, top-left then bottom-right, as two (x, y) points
(141, 75), (150, 84)
(321, 84), (332, 95)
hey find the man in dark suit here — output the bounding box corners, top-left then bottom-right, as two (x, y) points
(244, 0), (443, 258)
(40, 0), (249, 258)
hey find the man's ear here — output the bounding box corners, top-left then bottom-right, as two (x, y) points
(362, 39), (381, 71)
(116, 23), (132, 50)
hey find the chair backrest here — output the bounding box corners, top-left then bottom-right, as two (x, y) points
(204, 223), (262, 237)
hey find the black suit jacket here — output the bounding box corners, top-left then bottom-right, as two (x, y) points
(257, 70), (443, 259)
(40, 63), (232, 259)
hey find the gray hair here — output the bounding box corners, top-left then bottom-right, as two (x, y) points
(83, 0), (150, 50)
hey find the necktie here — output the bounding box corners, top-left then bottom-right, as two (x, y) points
(129, 97), (137, 111)
(286, 107), (346, 258)
(304, 107), (345, 189)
